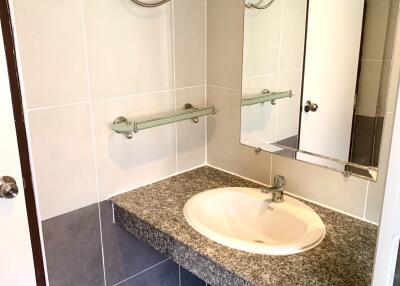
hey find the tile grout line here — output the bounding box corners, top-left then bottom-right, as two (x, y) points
(26, 84), (206, 113)
(274, 0), (284, 153)
(28, 100), (91, 112)
(243, 68), (303, 80)
(204, 0), (208, 166)
(79, 1), (107, 285)
(179, 265), (182, 286)
(112, 258), (171, 286)
(92, 84), (206, 103)
(207, 83), (241, 92)
(363, 180), (370, 219)
(171, 0), (179, 173)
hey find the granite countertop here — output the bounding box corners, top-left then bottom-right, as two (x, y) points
(110, 166), (378, 286)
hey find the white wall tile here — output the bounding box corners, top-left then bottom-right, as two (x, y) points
(173, 0), (206, 88)
(280, 0), (307, 71)
(13, 0), (89, 109)
(83, 0), (174, 100)
(176, 86), (206, 171)
(92, 91), (177, 200)
(241, 74), (278, 146)
(243, 0), (282, 77)
(28, 104), (97, 220)
(276, 70), (302, 141)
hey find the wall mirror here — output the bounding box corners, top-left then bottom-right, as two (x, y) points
(240, 0), (400, 181)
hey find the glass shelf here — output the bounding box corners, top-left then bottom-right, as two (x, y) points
(241, 90), (292, 106)
(111, 105), (217, 139)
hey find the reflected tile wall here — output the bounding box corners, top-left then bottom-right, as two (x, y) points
(206, 0), (400, 224)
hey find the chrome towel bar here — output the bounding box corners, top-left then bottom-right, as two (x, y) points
(241, 89), (292, 106)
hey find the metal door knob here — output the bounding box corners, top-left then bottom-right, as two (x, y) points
(304, 100), (318, 112)
(0, 176), (19, 199)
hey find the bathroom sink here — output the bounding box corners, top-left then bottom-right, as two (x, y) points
(184, 187), (325, 255)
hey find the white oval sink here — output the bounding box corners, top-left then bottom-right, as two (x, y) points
(184, 187), (325, 255)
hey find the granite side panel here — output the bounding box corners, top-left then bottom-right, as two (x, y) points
(99, 201), (167, 285)
(114, 205), (250, 286)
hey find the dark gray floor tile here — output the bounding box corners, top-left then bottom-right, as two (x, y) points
(100, 201), (166, 285)
(274, 135), (298, 159)
(42, 203), (104, 286)
(120, 259), (179, 286)
(275, 135), (298, 149)
(180, 266), (206, 286)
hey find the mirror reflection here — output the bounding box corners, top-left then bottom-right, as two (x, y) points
(240, 0), (400, 180)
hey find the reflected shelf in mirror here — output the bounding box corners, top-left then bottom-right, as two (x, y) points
(241, 89), (292, 106)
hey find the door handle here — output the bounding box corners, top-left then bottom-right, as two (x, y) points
(304, 100), (318, 113)
(0, 176), (19, 199)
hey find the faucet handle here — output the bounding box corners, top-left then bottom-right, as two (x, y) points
(273, 175), (285, 189)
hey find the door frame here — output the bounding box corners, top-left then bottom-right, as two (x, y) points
(0, 1), (46, 285)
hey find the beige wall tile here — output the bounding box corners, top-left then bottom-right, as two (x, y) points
(383, 0), (400, 60)
(83, 0), (174, 100)
(174, 0), (206, 88)
(361, 0), (391, 60)
(28, 104), (97, 220)
(385, 7), (400, 113)
(13, 0), (89, 109)
(207, 85), (271, 185)
(176, 86), (206, 171)
(365, 114), (395, 223)
(356, 60), (383, 117)
(92, 91), (177, 200)
(272, 155), (368, 217)
(207, 0), (244, 89)
(377, 61), (391, 116)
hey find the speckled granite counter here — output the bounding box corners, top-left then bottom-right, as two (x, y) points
(110, 167), (377, 286)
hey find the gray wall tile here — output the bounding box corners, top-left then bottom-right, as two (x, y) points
(180, 266), (206, 286)
(120, 260), (179, 286)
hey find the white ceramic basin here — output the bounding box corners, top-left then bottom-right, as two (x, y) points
(184, 187), (326, 255)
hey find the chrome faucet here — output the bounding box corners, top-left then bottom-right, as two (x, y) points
(261, 175), (285, 203)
